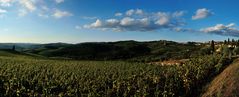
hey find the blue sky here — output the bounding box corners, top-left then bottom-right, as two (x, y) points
(0, 0), (239, 43)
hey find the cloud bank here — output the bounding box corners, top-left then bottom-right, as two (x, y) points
(82, 8), (239, 37)
(0, 0), (13, 7)
(201, 23), (239, 37)
(84, 9), (186, 32)
(0, 0), (72, 18)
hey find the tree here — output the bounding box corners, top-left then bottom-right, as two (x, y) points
(211, 40), (215, 53)
(232, 39), (235, 44)
(163, 40), (167, 46)
(200, 46), (212, 55)
(228, 38), (230, 44)
(222, 46), (232, 59)
(237, 40), (239, 46)
(12, 45), (15, 51)
(224, 40), (227, 45)
(233, 47), (239, 55)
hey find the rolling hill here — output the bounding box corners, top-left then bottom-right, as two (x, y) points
(24, 40), (204, 61)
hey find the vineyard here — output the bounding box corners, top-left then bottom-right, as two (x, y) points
(0, 50), (233, 97)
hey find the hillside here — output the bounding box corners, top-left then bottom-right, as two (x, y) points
(0, 49), (45, 59)
(0, 49), (26, 57)
(202, 59), (239, 97)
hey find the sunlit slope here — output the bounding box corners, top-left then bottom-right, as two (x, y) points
(202, 59), (239, 97)
(0, 49), (25, 57)
(0, 49), (44, 58)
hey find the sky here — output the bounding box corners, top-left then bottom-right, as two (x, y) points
(0, 0), (239, 43)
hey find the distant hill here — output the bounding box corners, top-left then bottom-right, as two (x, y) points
(0, 43), (72, 51)
(0, 43), (40, 51)
(24, 40), (204, 61)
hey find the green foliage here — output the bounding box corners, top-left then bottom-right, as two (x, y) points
(233, 47), (239, 55)
(200, 46), (213, 55)
(221, 45), (234, 59)
(215, 56), (231, 73)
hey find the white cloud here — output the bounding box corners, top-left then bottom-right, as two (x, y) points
(75, 25), (82, 29)
(173, 11), (185, 17)
(120, 17), (135, 26)
(155, 12), (170, 26)
(0, 0), (72, 18)
(173, 27), (197, 33)
(169, 23), (239, 37)
(84, 9), (185, 32)
(106, 19), (120, 27)
(18, 9), (27, 16)
(52, 9), (72, 19)
(17, 0), (37, 16)
(201, 23), (239, 37)
(139, 18), (150, 26)
(82, 16), (97, 20)
(55, 0), (64, 4)
(155, 16), (169, 26)
(135, 9), (144, 15)
(0, 8), (7, 13)
(38, 13), (49, 18)
(19, 0), (36, 12)
(115, 12), (122, 16)
(125, 9), (144, 16)
(41, 6), (49, 11)
(0, 8), (7, 18)
(0, 0), (12, 7)
(84, 19), (103, 28)
(37, 6), (50, 18)
(126, 9), (134, 16)
(192, 8), (213, 20)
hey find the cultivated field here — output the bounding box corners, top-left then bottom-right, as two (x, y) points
(0, 50), (232, 96)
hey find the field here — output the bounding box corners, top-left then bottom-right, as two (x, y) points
(0, 50), (233, 96)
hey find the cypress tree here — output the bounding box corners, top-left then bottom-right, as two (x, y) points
(228, 38), (230, 44)
(211, 40), (215, 53)
(12, 45), (15, 51)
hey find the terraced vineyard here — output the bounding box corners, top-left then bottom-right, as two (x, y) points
(0, 50), (233, 96)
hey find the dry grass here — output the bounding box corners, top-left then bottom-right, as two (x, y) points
(202, 59), (239, 97)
